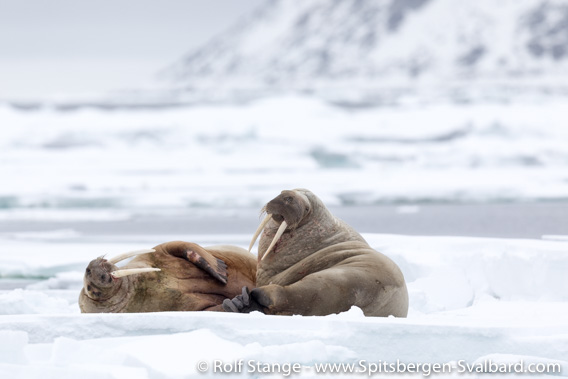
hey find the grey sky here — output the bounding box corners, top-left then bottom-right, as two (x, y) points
(0, 0), (262, 99)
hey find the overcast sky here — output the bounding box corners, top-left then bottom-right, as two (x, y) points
(0, 0), (262, 100)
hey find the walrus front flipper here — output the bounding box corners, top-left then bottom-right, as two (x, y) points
(186, 249), (229, 285)
(223, 286), (266, 313)
(161, 241), (228, 285)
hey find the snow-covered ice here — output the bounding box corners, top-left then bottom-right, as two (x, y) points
(0, 231), (566, 378)
(1, 95), (568, 218)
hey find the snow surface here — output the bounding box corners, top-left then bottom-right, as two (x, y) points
(1, 95), (568, 221)
(0, 231), (566, 378)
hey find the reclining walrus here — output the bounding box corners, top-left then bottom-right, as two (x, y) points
(223, 189), (409, 317)
(79, 241), (256, 313)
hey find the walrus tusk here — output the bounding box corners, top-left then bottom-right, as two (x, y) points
(111, 267), (161, 278)
(248, 214), (273, 252)
(107, 248), (156, 265)
(262, 221), (287, 261)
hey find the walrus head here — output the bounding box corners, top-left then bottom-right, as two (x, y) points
(83, 249), (159, 301)
(249, 189), (312, 260)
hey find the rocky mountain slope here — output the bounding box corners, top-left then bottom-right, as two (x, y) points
(164, 0), (568, 98)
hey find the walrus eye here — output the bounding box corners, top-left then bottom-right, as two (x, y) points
(100, 274), (106, 281)
(86, 268), (91, 275)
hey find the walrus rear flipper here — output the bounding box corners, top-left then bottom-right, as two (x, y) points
(161, 241), (229, 285)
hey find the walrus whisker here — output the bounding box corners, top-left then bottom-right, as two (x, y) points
(249, 213), (273, 252)
(107, 248), (156, 265)
(110, 267), (161, 278)
(262, 221), (287, 261)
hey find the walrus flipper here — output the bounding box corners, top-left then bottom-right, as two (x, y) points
(223, 286), (266, 313)
(186, 249), (228, 285)
(162, 242), (229, 285)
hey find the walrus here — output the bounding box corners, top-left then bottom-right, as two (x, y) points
(79, 241), (256, 313)
(223, 189), (408, 317)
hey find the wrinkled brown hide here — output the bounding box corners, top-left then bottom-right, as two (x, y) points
(251, 189), (409, 317)
(79, 241), (256, 313)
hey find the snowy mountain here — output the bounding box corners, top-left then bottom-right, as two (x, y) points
(165, 0), (568, 97)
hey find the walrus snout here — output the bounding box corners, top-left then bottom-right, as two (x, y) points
(248, 190), (312, 260)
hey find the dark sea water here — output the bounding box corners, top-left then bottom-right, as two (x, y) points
(1, 202), (566, 240)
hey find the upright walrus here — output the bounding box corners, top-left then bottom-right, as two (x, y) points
(223, 189), (408, 317)
(79, 241), (256, 313)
